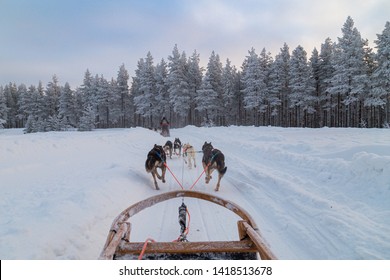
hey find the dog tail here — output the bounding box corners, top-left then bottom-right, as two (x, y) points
(221, 166), (227, 175)
(145, 157), (153, 173)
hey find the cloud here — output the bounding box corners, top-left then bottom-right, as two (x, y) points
(1, 0), (389, 87)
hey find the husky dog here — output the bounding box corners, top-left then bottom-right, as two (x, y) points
(202, 142), (227, 191)
(163, 140), (173, 159)
(145, 144), (166, 190)
(174, 138), (182, 156)
(182, 143), (197, 169)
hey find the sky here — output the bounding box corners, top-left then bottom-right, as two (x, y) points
(1, 0), (389, 88)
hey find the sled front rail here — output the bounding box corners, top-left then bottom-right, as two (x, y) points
(115, 239), (259, 260)
(99, 190), (276, 260)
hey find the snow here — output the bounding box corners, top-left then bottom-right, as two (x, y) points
(0, 126), (389, 260)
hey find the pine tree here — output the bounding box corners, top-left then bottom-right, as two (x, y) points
(318, 38), (335, 126)
(3, 83), (19, 128)
(78, 104), (96, 131)
(268, 43), (290, 126)
(222, 59), (240, 125)
(22, 83), (47, 132)
(95, 75), (110, 128)
(167, 45), (191, 126)
(187, 50), (203, 125)
(116, 64), (130, 127)
(241, 48), (267, 126)
(196, 51), (223, 126)
(45, 75), (61, 119)
(16, 84), (29, 127)
(329, 16), (368, 127)
(133, 52), (158, 127)
(289, 45), (316, 127)
(58, 82), (75, 127)
(0, 88), (9, 128)
(310, 48), (321, 127)
(154, 59), (170, 122)
(24, 115), (36, 133)
(369, 21), (390, 127)
(259, 48), (274, 126)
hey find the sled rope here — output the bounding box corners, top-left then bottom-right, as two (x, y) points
(189, 151), (217, 190)
(156, 151), (184, 189)
(138, 238), (156, 260)
(164, 162), (185, 190)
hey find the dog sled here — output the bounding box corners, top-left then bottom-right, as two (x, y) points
(99, 190), (276, 260)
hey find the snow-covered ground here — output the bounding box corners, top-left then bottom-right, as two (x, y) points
(0, 126), (389, 260)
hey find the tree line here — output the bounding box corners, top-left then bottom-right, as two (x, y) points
(1, 17), (389, 132)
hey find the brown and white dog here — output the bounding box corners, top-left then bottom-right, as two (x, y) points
(202, 142), (227, 191)
(145, 144), (166, 190)
(182, 143), (197, 169)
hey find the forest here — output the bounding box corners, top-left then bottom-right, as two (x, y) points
(1, 17), (389, 132)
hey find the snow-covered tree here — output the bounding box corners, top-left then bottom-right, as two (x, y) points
(196, 51), (223, 126)
(154, 59), (170, 121)
(58, 82), (75, 127)
(288, 45), (316, 127)
(222, 59), (241, 125)
(80, 69), (97, 113)
(78, 104), (96, 131)
(328, 16), (369, 127)
(268, 43), (290, 126)
(369, 21), (390, 127)
(16, 84), (29, 127)
(133, 52), (158, 127)
(187, 50), (203, 125)
(116, 64), (131, 127)
(318, 38), (335, 126)
(95, 75), (111, 128)
(241, 48), (268, 126)
(0, 88), (9, 128)
(167, 45), (191, 126)
(196, 75), (219, 126)
(259, 48), (274, 126)
(45, 75), (61, 119)
(2, 83), (19, 128)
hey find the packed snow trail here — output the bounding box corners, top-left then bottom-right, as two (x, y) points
(0, 126), (389, 259)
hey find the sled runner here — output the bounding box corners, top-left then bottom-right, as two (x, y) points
(99, 190), (276, 260)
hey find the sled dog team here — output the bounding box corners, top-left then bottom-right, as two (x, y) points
(145, 138), (227, 191)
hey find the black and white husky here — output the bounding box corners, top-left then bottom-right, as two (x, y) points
(174, 138), (182, 156)
(163, 140), (173, 159)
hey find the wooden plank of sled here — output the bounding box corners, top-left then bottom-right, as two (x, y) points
(238, 220), (276, 260)
(100, 223), (129, 260)
(116, 240), (258, 255)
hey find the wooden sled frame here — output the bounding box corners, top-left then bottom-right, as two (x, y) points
(99, 190), (276, 260)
